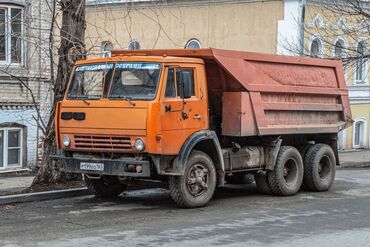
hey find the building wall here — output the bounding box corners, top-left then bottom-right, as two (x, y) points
(304, 2), (370, 150)
(0, 0), (52, 170)
(85, 0), (284, 55)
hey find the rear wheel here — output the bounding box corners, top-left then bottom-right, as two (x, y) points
(86, 176), (127, 197)
(254, 174), (272, 194)
(267, 146), (303, 196)
(303, 144), (336, 192)
(169, 151), (216, 208)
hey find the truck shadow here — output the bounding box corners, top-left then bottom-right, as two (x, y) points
(78, 183), (263, 209)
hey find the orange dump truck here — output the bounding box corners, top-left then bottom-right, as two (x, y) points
(54, 49), (352, 208)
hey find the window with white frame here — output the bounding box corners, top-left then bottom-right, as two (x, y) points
(310, 37), (323, 58)
(128, 40), (140, 50)
(185, 39), (201, 49)
(0, 128), (22, 168)
(334, 39), (345, 58)
(355, 41), (368, 84)
(0, 5), (23, 65)
(101, 41), (113, 58)
(334, 37), (348, 77)
(353, 119), (367, 148)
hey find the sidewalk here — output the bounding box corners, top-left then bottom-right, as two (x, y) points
(0, 175), (34, 196)
(339, 149), (370, 167)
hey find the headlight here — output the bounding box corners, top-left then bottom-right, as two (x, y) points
(134, 138), (145, 151)
(63, 136), (71, 147)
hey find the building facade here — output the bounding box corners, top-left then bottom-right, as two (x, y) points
(302, 1), (370, 150)
(0, 0), (51, 171)
(85, 0), (299, 55)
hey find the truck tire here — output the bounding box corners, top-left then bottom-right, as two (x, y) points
(303, 144), (336, 192)
(86, 176), (127, 198)
(254, 174), (272, 194)
(298, 144), (312, 190)
(226, 173), (254, 184)
(169, 150), (217, 208)
(267, 146), (303, 196)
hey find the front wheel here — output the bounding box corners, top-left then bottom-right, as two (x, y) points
(169, 150), (217, 208)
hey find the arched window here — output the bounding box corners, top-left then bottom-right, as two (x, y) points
(101, 41), (113, 58)
(128, 40), (140, 50)
(333, 37), (348, 76)
(334, 39), (345, 58)
(310, 38), (323, 58)
(185, 39), (201, 49)
(355, 41), (368, 84)
(353, 119), (367, 148)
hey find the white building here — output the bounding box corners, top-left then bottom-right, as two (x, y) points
(0, 0), (52, 171)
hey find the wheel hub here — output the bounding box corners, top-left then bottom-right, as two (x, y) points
(187, 164), (209, 196)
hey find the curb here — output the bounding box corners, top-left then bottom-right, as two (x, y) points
(0, 187), (89, 205)
(338, 163), (370, 169)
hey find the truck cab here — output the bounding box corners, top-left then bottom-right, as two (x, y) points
(55, 49), (352, 208)
(57, 56), (209, 157)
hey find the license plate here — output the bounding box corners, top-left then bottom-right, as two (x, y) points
(80, 162), (104, 171)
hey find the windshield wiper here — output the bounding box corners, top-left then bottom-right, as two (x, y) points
(123, 96), (136, 107)
(110, 95), (136, 106)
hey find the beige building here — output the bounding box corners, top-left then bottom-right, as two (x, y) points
(85, 0), (306, 55)
(304, 1), (370, 150)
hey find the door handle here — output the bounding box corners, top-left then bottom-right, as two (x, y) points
(193, 114), (202, 120)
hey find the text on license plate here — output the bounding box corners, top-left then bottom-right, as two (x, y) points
(80, 162), (104, 171)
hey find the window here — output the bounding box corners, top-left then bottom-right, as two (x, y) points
(310, 38), (322, 58)
(334, 39), (345, 58)
(185, 39), (201, 49)
(165, 69), (175, 98)
(109, 62), (161, 100)
(355, 41), (368, 84)
(68, 63), (114, 99)
(0, 6), (23, 64)
(333, 38), (348, 77)
(101, 41), (113, 58)
(165, 68), (195, 98)
(0, 128), (22, 169)
(128, 40), (140, 50)
(353, 119), (367, 148)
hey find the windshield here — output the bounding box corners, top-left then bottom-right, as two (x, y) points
(109, 62), (161, 100)
(68, 63), (114, 99)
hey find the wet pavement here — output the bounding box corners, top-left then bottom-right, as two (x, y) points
(1, 168), (370, 246)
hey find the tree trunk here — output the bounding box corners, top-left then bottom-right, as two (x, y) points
(33, 0), (86, 185)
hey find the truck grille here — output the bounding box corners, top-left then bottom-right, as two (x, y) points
(74, 135), (132, 151)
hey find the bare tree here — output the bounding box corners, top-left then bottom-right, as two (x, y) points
(33, 0), (86, 184)
(282, 0), (370, 81)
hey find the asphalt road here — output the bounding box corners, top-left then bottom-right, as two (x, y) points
(1, 168), (370, 247)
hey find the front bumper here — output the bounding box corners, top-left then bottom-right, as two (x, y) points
(50, 155), (151, 177)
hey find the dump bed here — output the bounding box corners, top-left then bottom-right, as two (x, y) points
(112, 49), (352, 137)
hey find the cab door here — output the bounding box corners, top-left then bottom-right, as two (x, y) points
(160, 66), (208, 154)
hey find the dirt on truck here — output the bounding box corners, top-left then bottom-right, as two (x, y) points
(53, 48), (352, 208)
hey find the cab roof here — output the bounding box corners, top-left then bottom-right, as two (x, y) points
(75, 55), (205, 65)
